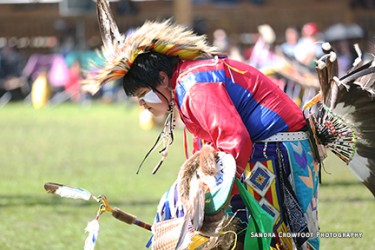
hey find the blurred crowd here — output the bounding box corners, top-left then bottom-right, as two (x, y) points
(0, 36), (126, 108)
(211, 21), (373, 107)
(215, 22), (371, 73)
(0, 21), (373, 110)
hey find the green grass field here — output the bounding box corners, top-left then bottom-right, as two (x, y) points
(1, 102), (374, 249)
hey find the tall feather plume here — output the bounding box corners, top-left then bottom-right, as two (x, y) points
(82, 0), (220, 94)
(310, 43), (375, 196)
(96, 0), (123, 58)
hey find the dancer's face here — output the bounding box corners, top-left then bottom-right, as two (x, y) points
(134, 72), (172, 117)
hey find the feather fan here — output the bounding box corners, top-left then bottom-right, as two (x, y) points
(310, 43), (375, 196)
(177, 145), (217, 231)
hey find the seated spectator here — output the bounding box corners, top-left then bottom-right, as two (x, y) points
(294, 22), (324, 68)
(248, 24), (280, 70)
(279, 26), (299, 58)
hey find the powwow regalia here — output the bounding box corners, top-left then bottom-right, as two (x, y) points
(80, 1), (375, 250)
(304, 42), (375, 196)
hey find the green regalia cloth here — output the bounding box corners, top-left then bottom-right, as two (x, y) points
(235, 178), (274, 250)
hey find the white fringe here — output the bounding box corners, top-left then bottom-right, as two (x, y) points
(84, 219), (100, 250)
(353, 43), (362, 67)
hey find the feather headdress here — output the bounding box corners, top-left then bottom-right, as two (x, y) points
(306, 42), (375, 196)
(82, 0), (220, 94)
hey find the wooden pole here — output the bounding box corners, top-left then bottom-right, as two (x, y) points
(173, 0), (192, 27)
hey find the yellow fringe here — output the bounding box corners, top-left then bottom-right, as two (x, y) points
(219, 230), (238, 250)
(303, 92), (322, 110)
